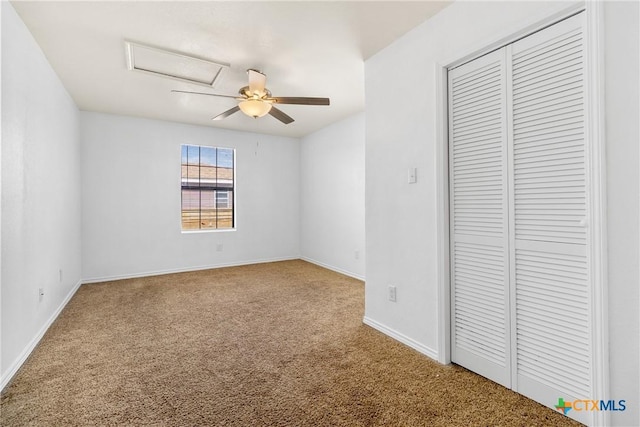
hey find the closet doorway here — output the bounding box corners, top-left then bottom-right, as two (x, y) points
(447, 11), (601, 426)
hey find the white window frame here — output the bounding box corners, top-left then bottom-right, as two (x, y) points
(180, 144), (237, 233)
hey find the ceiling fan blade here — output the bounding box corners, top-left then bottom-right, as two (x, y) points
(268, 106), (294, 124)
(212, 106), (240, 121)
(172, 90), (238, 99)
(248, 69), (267, 96)
(270, 97), (330, 106)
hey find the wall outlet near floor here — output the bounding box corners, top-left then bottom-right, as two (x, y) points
(59, 269), (63, 283)
(388, 285), (397, 302)
(355, 250), (360, 260)
(216, 243), (223, 252)
(38, 288), (45, 302)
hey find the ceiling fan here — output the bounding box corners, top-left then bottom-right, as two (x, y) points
(172, 69), (330, 124)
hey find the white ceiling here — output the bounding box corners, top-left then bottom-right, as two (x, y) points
(11, 1), (451, 138)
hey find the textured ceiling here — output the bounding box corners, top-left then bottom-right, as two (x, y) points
(11, 1), (451, 138)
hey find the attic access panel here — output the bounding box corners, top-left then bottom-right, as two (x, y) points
(125, 41), (229, 87)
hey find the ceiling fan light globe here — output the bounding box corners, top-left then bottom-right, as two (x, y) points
(239, 99), (272, 118)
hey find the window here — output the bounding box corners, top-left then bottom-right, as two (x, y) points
(215, 191), (230, 209)
(181, 145), (235, 230)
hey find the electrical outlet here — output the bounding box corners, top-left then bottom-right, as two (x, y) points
(216, 243), (223, 252)
(59, 269), (63, 283)
(355, 250), (360, 260)
(38, 288), (45, 302)
(388, 285), (397, 302)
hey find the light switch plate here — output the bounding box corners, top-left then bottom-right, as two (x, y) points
(408, 167), (417, 184)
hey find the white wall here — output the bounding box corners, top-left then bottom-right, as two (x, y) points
(1, 1), (82, 388)
(300, 112), (365, 280)
(365, 0), (573, 356)
(364, 1), (638, 425)
(604, 2), (640, 424)
(80, 112), (300, 282)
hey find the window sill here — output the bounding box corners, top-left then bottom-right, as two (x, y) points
(181, 228), (236, 234)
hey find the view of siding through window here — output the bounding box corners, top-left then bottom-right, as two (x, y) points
(181, 145), (235, 230)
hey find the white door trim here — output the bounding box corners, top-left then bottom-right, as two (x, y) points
(435, 62), (451, 365)
(435, 2), (608, 425)
(584, 2), (609, 426)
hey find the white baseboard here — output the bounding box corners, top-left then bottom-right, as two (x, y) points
(300, 256), (365, 281)
(363, 316), (439, 361)
(81, 256), (300, 284)
(1, 279), (83, 391)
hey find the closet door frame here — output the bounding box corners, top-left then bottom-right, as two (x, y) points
(435, 2), (608, 426)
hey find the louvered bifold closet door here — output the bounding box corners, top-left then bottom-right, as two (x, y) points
(448, 48), (511, 388)
(509, 13), (590, 423)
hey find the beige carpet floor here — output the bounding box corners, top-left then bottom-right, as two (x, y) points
(1, 260), (580, 426)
